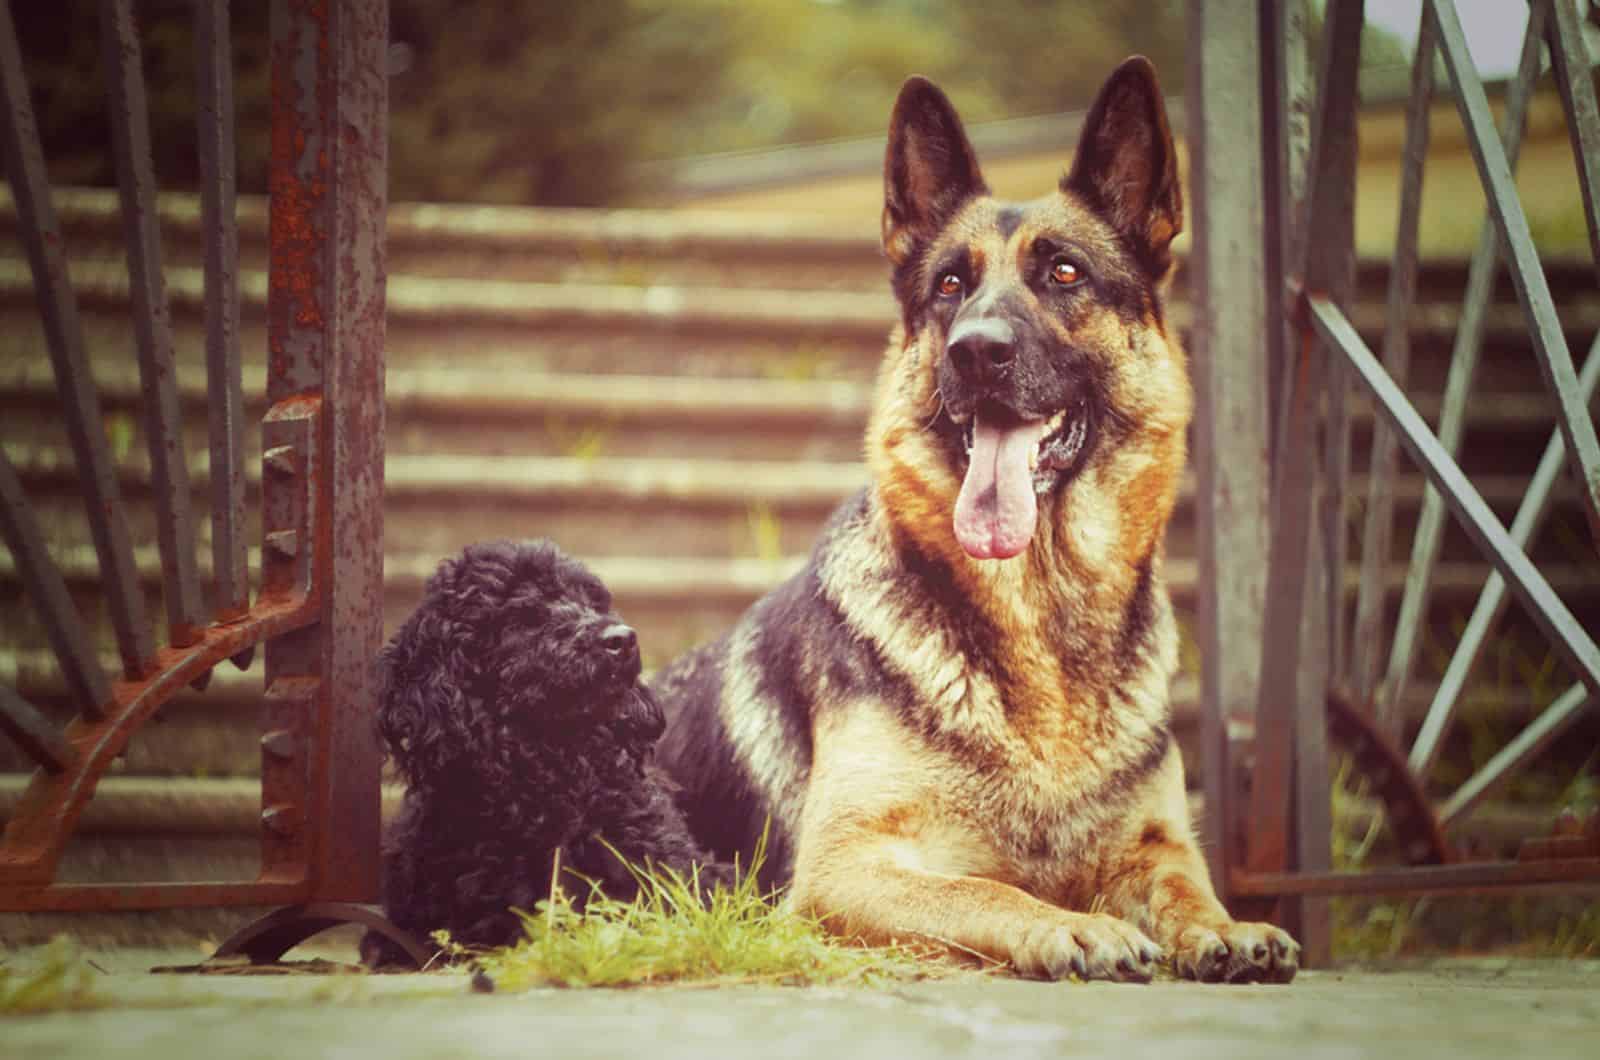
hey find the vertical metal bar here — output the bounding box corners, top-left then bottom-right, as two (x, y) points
(1186, 0), (1270, 899)
(1252, 0), (1364, 965)
(0, 450), (111, 720)
(1308, 296), (1600, 695)
(0, 0), (155, 679)
(195, 0), (248, 622)
(1439, 684), (1595, 828)
(1428, 0), (1600, 544)
(267, 0), (387, 902)
(99, 0), (205, 647)
(1383, 1), (1547, 722)
(1301, 0), (1363, 966)
(1410, 330), (1600, 776)
(1264, 0), (1316, 476)
(1353, 12), (1433, 711)
(0, 684), (70, 773)
(1248, 0), (1313, 935)
(1314, 0), (1364, 695)
(1249, 0), (1304, 885)
(1543, 0), (1600, 279)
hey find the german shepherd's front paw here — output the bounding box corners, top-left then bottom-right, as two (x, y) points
(1014, 913), (1162, 982)
(1172, 921), (1299, 984)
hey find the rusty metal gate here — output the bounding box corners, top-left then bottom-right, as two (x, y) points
(1189, 0), (1600, 964)
(0, 0), (420, 962)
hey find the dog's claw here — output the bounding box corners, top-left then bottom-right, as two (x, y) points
(1173, 922), (1299, 985)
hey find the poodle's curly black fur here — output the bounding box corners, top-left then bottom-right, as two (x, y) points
(361, 539), (732, 967)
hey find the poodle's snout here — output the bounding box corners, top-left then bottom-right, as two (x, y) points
(600, 623), (639, 672)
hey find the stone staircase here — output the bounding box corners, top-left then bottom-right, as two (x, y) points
(0, 189), (1596, 931)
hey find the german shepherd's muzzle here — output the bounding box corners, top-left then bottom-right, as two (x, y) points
(937, 281), (1105, 559)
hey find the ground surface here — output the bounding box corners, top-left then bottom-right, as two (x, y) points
(4, 949), (1598, 1060)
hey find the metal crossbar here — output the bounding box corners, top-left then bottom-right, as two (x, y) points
(0, 1), (154, 680)
(195, 0), (249, 625)
(1307, 295), (1600, 696)
(1349, 8), (1434, 706)
(1381, 0), (1549, 730)
(1410, 334), (1600, 778)
(100, 0), (205, 649)
(0, 0), (404, 958)
(1429, 0), (1600, 542)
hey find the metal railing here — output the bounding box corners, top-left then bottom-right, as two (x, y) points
(0, 0), (418, 962)
(1190, 0), (1600, 965)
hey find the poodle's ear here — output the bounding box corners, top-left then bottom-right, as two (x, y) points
(375, 607), (482, 788)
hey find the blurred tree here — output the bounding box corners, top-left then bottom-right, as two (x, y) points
(387, 0), (737, 204)
(10, 0), (271, 193)
(937, 0), (1189, 115)
(6, 0), (1411, 207)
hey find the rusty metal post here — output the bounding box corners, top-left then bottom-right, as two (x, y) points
(1250, 0), (1363, 966)
(1185, 0), (1271, 903)
(266, 0), (388, 903)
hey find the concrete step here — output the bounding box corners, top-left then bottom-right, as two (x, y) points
(3, 528), (1593, 667)
(0, 642), (1573, 783)
(8, 184), (1597, 292)
(6, 435), (1592, 569)
(1, 357), (1582, 469)
(6, 186), (1597, 301)
(2, 257), (1595, 387)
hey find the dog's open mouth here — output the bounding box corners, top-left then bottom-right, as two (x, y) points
(951, 400), (1094, 560)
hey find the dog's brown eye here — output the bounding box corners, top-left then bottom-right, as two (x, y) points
(937, 273), (963, 297)
(1050, 260), (1083, 286)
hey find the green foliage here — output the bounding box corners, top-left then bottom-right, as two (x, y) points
(0, 937), (100, 1016)
(12, 0), (1415, 207)
(464, 837), (948, 990)
(11, 1), (271, 193)
(387, 0), (738, 205)
(940, 0), (1187, 118)
(12, 0), (1186, 207)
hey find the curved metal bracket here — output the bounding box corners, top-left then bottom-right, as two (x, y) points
(1327, 690), (1453, 867)
(209, 902), (435, 970)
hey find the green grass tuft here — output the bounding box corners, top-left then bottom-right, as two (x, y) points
(460, 836), (961, 990)
(0, 937), (101, 1016)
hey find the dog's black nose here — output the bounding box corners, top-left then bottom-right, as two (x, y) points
(947, 317), (1015, 385)
(600, 624), (637, 658)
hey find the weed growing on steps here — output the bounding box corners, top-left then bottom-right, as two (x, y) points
(741, 501), (785, 563)
(456, 838), (972, 990)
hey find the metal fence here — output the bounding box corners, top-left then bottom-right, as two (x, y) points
(0, 0), (416, 962)
(1190, 0), (1600, 964)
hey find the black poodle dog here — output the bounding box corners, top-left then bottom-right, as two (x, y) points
(361, 539), (732, 967)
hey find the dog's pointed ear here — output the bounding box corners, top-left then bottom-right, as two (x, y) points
(1063, 56), (1182, 276)
(882, 76), (988, 266)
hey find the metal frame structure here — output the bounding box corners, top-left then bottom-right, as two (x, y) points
(0, 0), (421, 963)
(1190, 0), (1600, 965)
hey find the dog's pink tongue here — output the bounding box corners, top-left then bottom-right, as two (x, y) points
(953, 416), (1046, 560)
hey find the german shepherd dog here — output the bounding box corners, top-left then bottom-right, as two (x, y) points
(653, 57), (1299, 984)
